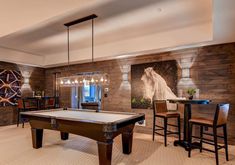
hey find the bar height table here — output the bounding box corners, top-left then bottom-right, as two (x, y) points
(167, 99), (211, 150)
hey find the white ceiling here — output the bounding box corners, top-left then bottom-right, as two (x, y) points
(0, 0), (234, 67)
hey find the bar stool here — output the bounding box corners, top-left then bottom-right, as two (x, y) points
(188, 103), (230, 165)
(152, 100), (181, 146)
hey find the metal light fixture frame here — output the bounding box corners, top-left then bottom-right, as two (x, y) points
(58, 14), (109, 87)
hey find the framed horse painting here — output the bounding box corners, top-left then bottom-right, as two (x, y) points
(131, 60), (178, 109)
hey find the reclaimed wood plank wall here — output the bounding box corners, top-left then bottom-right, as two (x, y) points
(45, 43), (235, 144)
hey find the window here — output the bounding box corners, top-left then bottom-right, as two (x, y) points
(71, 84), (102, 108)
(83, 84), (96, 102)
(71, 87), (78, 108)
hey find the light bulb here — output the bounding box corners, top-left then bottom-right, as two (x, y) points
(67, 80), (71, 84)
(75, 79), (78, 84)
(83, 78), (86, 83)
(91, 78), (94, 83)
(60, 80), (64, 84)
(100, 77), (104, 82)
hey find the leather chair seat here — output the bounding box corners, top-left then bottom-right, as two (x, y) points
(189, 117), (214, 126)
(156, 112), (180, 117)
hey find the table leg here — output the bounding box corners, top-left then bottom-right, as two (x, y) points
(174, 103), (201, 150)
(97, 141), (113, 165)
(122, 127), (134, 154)
(174, 104), (191, 150)
(60, 132), (69, 140)
(31, 128), (43, 149)
(184, 104), (191, 141)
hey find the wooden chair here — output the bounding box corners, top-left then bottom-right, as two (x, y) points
(17, 99), (24, 127)
(17, 98), (38, 128)
(188, 103), (230, 165)
(81, 102), (99, 111)
(44, 97), (56, 109)
(152, 100), (181, 146)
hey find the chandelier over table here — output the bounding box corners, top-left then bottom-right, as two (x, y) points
(57, 14), (109, 87)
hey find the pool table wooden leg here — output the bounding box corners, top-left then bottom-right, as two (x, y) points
(60, 132), (69, 140)
(31, 128), (43, 149)
(122, 125), (134, 154)
(97, 141), (113, 165)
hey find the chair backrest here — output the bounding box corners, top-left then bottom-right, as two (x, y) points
(214, 103), (230, 126)
(153, 100), (168, 115)
(23, 98), (38, 110)
(81, 102), (99, 110)
(17, 99), (24, 109)
(45, 97), (56, 109)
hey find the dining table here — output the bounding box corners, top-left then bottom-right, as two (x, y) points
(167, 99), (211, 150)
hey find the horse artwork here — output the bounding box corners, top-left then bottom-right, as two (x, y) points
(141, 67), (178, 102)
(0, 70), (21, 106)
(131, 60), (178, 109)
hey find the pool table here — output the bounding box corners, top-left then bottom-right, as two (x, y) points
(21, 109), (145, 165)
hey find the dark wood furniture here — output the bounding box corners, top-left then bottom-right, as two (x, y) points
(167, 99), (211, 150)
(17, 97), (58, 127)
(17, 98), (38, 128)
(152, 100), (181, 146)
(188, 103), (230, 165)
(41, 97), (56, 109)
(81, 102), (99, 110)
(17, 99), (24, 127)
(21, 109), (145, 165)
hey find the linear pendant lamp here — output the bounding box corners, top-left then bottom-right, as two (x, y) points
(58, 14), (109, 87)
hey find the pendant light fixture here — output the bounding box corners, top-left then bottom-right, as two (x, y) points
(58, 14), (109, 87)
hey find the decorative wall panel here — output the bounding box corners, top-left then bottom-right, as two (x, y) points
(0, 69), (21, 106)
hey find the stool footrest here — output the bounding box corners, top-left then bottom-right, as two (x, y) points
(202, 132), (224, 138)
(154, 130), (179, 136)
(167, 124), (178, 127)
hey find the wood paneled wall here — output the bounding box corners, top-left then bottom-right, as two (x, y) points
(45, 42), (235, 144)
(0, 61), (45, 126)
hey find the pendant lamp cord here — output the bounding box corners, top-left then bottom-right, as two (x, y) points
(92, 18), (94, 63)
(67, 26), (70, 73)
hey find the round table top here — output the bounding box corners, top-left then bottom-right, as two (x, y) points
(167, 99), (211, 104)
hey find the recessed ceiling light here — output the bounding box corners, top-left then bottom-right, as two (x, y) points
(157, 8), (162, 12)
